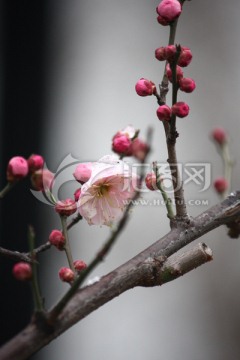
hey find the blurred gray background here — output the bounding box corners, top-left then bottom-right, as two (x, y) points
(35, 1), (240, 359)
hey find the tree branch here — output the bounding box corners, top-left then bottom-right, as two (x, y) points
(1, 191), (240, 360)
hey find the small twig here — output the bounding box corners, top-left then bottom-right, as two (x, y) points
(0, 182), (16, 198)
(61, 216), (75, 273)
(28, 226), (44, 312)
(0, 247), (34, 263)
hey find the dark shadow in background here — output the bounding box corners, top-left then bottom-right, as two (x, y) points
(1, 0), (48, 350)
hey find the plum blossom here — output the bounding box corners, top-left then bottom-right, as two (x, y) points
(78, 155), (138, 226)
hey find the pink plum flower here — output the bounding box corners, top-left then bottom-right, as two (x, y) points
(78, 155), (138, 226)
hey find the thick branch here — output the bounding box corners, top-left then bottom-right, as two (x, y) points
(1, 192), (240, 359)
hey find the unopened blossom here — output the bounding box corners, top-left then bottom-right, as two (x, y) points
(166, 63), (183, 82)
(156, 0), (182, 23)
(211, 128), (227, 145)
(135, 78), (156, 97)
(178, 47), (192, 67)
(165, 45), (177, 62)
(214, 177), (228, 194)
(59, 267), (75, 283)
(179, 78), (196, 93)
(13, 262), (32, 281)
(156, 105), (172, 121)
(74, 260), (87, 273)
(7, 156), (29, 182)
(172, 102), (190, 118)
(30, 169), (54, 191)
(73, 163), (92, 184)
(131, 138), (149, 161)
(55, 198), (77, 217)
(145, 172), (157, 191)
(155, 47), (167, 61)
(49, 229), (65, 250)
(78, 155), (138, 226)
(74, 188), (81, 202)
(27, 154), (44, 173)
(113, 125), (137, 140)
(112, 134), (132, 155)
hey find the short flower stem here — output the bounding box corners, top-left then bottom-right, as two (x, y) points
(60, 216), (75, 273)
(153, 162), (174, 219)
(28, 226), (44, 312)
(0, 182), (16, 198)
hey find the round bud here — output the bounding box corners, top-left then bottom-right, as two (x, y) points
(214, 177), (228, 194)
(55, 198), (77, 217)
(156, 0), (182, 23)
(49, 230), (65, 250)
(172, 102), (190, 118)
(73, 163), (92, 184)
(59, 267), (75, 283)
(135, 78), (156, 97)
(179, 78), (196, 93)
(211, 128), (227, 145)
(74, 260), (87, 273)
(112, 135), (132, 155)
(27, 154), (44, 173)
(156, 105), (172, 121)
(7, 156), (29, 182)
(145, 172), (157, 191)
(178, 47), (192, 67)
(13, 262), (32, 281)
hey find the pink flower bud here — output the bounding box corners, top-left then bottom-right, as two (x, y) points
(156, 105), (172, 121)
(30, 169), (54, 191)
(165, 45), (177, 62)
(55, 198), (77, 217)
(145, 173), (157, 191)
(156, 0), (182, 23)
(59, 267), (75, 283)
(73, 163), (92, 184)
(13, 262), (32, 281)
(172, 102), (190, 118)
(157, 14), (170, 26)
(178, 47), (192, 67)
(74, 260), (87, 273)
(27, 154), (44, 173)
(166, 63), (183, 82)
(135, 78), (156, 97)
(211, 128), (227, 145)
(74, 188), (81, 202)
(179, 78), (196, 93)
(7, 156), (29, 182)
(155, 47), (167, 61)
(49, 229), (65, 250)
(214, 177), (228, 194)
(112, 134), (132, 155)
(131, 138), (149, 161)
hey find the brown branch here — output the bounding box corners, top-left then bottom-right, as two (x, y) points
(0, 247), (35, 263)
(0, 192), (240, 360)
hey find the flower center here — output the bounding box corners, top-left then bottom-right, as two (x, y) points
(94, 183), (110, 198)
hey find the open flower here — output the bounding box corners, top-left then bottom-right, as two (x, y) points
(78, 155), (138, 226)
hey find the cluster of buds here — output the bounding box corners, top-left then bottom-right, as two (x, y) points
(58, 260), (87, 283)
(111, 125), (149, 160)
(156, 44), (195, 121)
